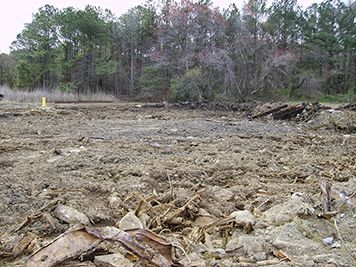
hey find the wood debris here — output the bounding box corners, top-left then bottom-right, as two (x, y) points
(251, 102), (327, 121)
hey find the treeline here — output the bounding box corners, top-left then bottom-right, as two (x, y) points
(0, 0), (355, 101)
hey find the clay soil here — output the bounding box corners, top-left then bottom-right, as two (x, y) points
(0, 102), (355, 266)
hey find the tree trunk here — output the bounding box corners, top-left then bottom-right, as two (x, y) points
(130, 47), (134, 96)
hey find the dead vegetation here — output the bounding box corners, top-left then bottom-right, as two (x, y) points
(0, 86), (116, 103)
(0, 102), (355, 266)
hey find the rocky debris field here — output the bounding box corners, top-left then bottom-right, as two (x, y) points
(0, 102), (355, 267)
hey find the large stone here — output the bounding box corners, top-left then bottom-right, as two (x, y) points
(55, 205), (90, 225)
(226, 234), (267, 256)
(94, 253), (133, 267)
(202, 186), (236, 216)
(117, 211), (143, 230)
(260, 197), (315, 226)
(209, 186), (234, 203)
(230, 210), (255, 227)
(270, 222), (321, 255)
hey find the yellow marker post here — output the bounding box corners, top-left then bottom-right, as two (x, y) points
(42, 97), (46, 109)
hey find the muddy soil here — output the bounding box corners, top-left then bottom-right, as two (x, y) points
(0, 102), (355, 266)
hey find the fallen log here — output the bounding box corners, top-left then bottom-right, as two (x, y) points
(272, 103), (306, 120)
(252, 104), (288, 119)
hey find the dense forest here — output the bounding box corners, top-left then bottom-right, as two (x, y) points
(0, 0), (355, 102)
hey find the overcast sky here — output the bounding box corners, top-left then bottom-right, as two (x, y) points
(0, 0), (326, 54)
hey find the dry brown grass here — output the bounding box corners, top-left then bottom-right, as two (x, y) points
(0, 86), (116, 103)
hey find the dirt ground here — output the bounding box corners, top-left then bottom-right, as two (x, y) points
(0, 102), (355, 266)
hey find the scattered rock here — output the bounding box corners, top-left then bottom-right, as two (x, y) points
(116, 211), (143, 230)
(323, 236), (334, 245)
(331, 241), (341, 248)
(331, 178), (356, 205)
(55, 205), (91, 225)
(94, 253), (133, 267)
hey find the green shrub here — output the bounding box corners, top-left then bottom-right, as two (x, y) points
(170, 68), (203, 102)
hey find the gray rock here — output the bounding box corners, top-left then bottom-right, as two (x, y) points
(323, 236), (334, 245)
(331, 178), (356, 206)
(322, 236), (342, 249)
(253, 252), (267, 261)
(107, 193), (122, 209)
(207, 248), (226, 259)
(225, 236), (240, 253)
(94, 253), (133, 267)
(230, 210), (255, 227)
(261, 198), (315, 226)
(117, 211), (143, 230)
(210, 186), (234, 202)
(55, 205), (90, 225)
(226, 234), (266, 256)
(270, 222), (321, 255)
(331, 241), (341, 248)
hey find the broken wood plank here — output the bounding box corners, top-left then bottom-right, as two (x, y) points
(85, 226), (173, 267)
(26, 226), (101, 267)
(320, 180), (331, 213)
